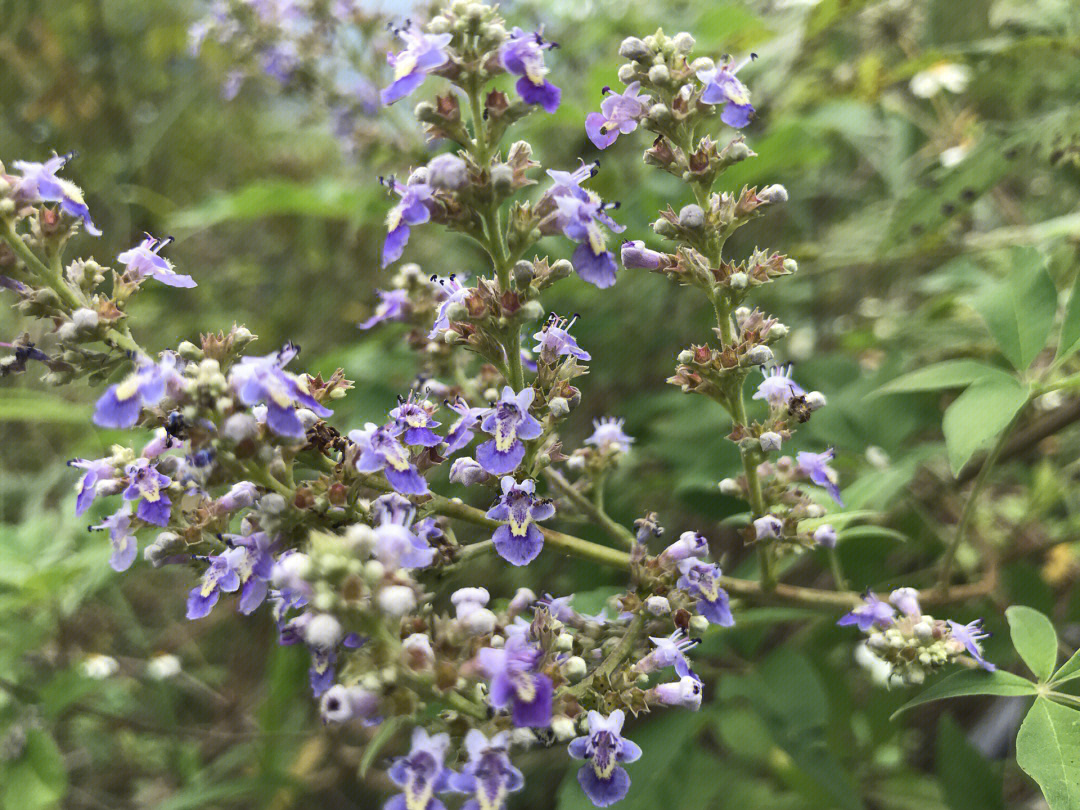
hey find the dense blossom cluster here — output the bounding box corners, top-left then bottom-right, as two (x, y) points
(0, 3), (999, 807)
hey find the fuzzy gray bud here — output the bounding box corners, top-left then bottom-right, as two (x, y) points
(619, 37), (651, 61)
(678, 204), (705, 229)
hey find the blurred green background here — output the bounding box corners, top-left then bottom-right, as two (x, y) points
(2, 0), (1080, 807)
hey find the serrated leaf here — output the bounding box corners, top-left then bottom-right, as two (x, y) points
(1006, 606), (1059, 681)
(1016, 698), (1080, 810)
(1057, 271), (1080, 361)
(936, 714), (1005, 810)
(892, 669), (1038, 718)
(974, 247), (1058, 371)
(874, 360), (1013, 396)
(942, 374), (1029, 476)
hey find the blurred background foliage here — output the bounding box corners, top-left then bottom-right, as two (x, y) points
(2, 0), (1080, 807)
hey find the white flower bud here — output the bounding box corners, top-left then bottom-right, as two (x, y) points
(555, 633), (574, 652)
(56, 322), (78, 342)
(690, 56), (714, 72)
(345, 523), (377, 556)
(745, 345), (774, 366)
(805, 391), (827, 411)
(728, 271), (748, 289)
(362, 559), (385, 582)
(427, 153), (468, 191)
(678, 204), (705, 229)
(759, 431), (782, 452)
(463, 608), (497, 636)
(805, 504), (826, 518)
(648, 64), (671, 85)
(510, 728), (536, 747)
(304, 613), (343, 650)
(813, 524), (837, 548)
(783, 258), (798, 274)
(83, 654), (119, 680)
(672, 32), (695, 52)
(377, 585), (416, 617)
(147, 653), (182, 680)
(718, 477), (741, 496)
(645, 596), (671, 616)
(259, 493), (287, 515)
(273, 552), (312, 588)
(222, 413), (258, 443)
(563, 655), (587, 680)
(72, 307), (99, 331)
(689, 615), (710, 634)
(619, 36), (651, 61)
(548, 396), (570, 418)
(769, 323), (789, 340)
(551, 715), (577, 740)
(617, 64), (637, 84)
(758, 184), (789, 204)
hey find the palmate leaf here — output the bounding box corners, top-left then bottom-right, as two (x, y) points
(1016, 698), (1080, 810)
(1053, 648), (1080, 685)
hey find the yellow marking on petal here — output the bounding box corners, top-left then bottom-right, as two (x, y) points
(200, 579), (216, 597)
(394, 53), (418, 81)
(478, 786), (507, 810)
(387, 448), (411, 472)
(116, 377), (140, 401)
(699, 577), (719, 602)
(593, 755), (617, 780)
(406, 783), (434, 810)
(587, 227), (607, 256)
(495, 423), (516, 452)
(729, 88), (749, 105)
(406, 414), (426, 428)
(57, 178), (86, 205)
(515, 674), (536, 702)
(509, 516), (531, 537)
(143, 483), (160, 502)
(387, 207), (403, 231)
(270, 387), (293, 408)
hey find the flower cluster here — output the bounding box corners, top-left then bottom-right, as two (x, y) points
(0, 4), (1007, 808)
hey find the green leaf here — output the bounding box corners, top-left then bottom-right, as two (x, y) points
(1016, 698), (1080, 810)
(1057, 271), (1080, 361)
(359, 716), (406, 779)
(1007, 606), (1060, 681)
(0, 728), (68, 810)
(874, 360), (1013, 396)
(1052, 648), (1080, 685)
(974, 247), (1058, 371)
(942, 374), (1029, 476)
(892, 668), (1038, 719)
(935, 714), (1005, 810)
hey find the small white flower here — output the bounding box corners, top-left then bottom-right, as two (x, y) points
(147, 653), (182, 680)
(910, 62), (971, 98)
(83, 654), (119, 680)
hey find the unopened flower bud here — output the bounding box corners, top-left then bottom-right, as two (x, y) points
(177, 340), (202, 361)
(617, 64), (637, 84)
(519, 300), (544, 322)
(621, 240), (664, 270)
(449, 457), (488, 486)
(377, 585), (416, 617)
(551, 715), (577, 740)
(759, 184), (789, 204)
(650, 675), (703, 710)
(320, 684), (379, 724)
(508, 587), (537, 616)
(619, 36), (651, 61)
(677, 349), (695, 364)
(805, 504), (826, 518)
(645, 596), (671, 616)
(813, 524), (837, 549)
(718, 477), (740, 496)
(783, 258), (798, 274)
(647, 103), (673, 126)
(72, 307), (99, 331)
(563, 655), (587, 680)
(805, 391), (827, 410)
(402, 633), (435, 669)
(549, 259), (573, 281)
(222, 412), (258, 443)
(490, 163), (514, 194)
(768, 323), (789, 340)
(56, 322), (78, 342)
(753, 514), (783, 540)
(555, 633), (574, 652)
(759, 431), (782, 452)
(304, 613), (343, 650)
(548, 396), (570, 418)
(728, 271), (748, 289)
(407, 166), (429, 186)
(414, 100), (438, 122)
(513, 260), (534, 288)
(463, 608), (497, 635)
(428, 153), (468, 190)
(672, 32), (695, 52)
(647, 64), (671, 85)
(745, 345), (774, 366)
(678, 204), (705, 229)
(689, 615), (710, 634)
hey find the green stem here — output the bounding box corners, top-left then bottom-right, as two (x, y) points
(827, 548), (848, 591)
(566, 611), (646, 699)
(1, 220), (82, 310)
(542, 467), (636, 550)
(937, 396), (1030, 588)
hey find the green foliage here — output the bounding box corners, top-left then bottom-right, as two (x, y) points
(973, 247), (1058, 373)
(1016, 699), (1080, 810)
(1006, 605), (1060, 681)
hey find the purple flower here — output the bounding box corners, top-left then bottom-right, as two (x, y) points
(390, 394), (442, 447)
(94, 353), (185, 429)
(753, 364), (804, 407)
(229, 531), (275, 615)
(637, 630), (699, 678)
(428, 275), (470, 339)
(889, 587), (922, 618)
(585, 417), (634, 454)
(697, 55), (756, 128)
(837, 592), (895, 632)
(350, 422), (429, 495)
(359, 289), (410, 330)
(69, 456), (117, 516)
(382, 178), (434, 268)
(371, 493), (436, 569)
(500, 27), (561, 113)
(92, 505), (137, 572)
(947, 619), (996, 672)
(117, 235), (195, 288)
(552, 190), (625, 289)
(11, 153), (101, 236)
(229, 343), (332, 439)
(620, 240), (665, 270)
(533, 314), (590, 364)
(450, 729), (524, 810)
(649, 675), (704, 710)
(216, 481), (259, 512)
(796, 449), (842, 506)
(486, 477), (555, 566)
(380, 23), (452, 106)
(585, 82), (650, 149)
(476, 633), (553, 728)
(658, 530), (709, 564)
(444, 397), (487, 455)
(122, 458), (172, 527)
(813, 524), (837, 548)
(568, 710), (642, 807)
(186, 546), (245, 620)
(385, 728), (455, 810)
(476, 386), (543, 475)
(677, 560), (734, 626)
